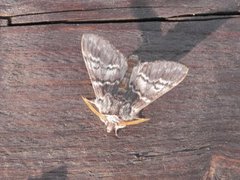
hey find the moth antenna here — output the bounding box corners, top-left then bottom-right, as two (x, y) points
(81, 96), (106, 123)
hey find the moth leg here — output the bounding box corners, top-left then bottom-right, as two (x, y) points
(118, 118), (150, 126)
(81, 96), (107, 123)
(114, 124), (126, 138)
(114, 128), (120, 138)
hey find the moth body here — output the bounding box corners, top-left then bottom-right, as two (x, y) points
(81, 33), (188, 136)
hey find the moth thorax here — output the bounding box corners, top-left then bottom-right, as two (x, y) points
(105, 115), (120, 133)
(105, 115), (120, 123)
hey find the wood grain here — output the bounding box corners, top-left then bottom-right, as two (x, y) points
(0, 18), (239, 179)
(204, 154), (240, 180)
(0, 18), (8, 26)
(0, 1), (240, 179)
(1, 0), (238, 16)
(0, 0), (239, 25)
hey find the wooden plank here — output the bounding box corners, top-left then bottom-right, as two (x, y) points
(1, 0), (239, 23)
(0, 18), (239, 179)
(1, 0), (237, 16)
(204, 154), (240, 180)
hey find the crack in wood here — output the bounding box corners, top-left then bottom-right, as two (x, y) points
(5, 15), (240, 27)
(1, 10), (239, 27)
(0, 16), (10, 26)
(130, 145), (211, 160)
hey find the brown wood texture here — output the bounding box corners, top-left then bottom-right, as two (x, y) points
(1, 0), (238, 16)
(0, 17), (8, 26)
(1, 0), (239, 25)
(0, 1), (240, 179)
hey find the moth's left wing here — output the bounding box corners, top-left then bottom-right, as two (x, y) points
(127, 61), (188, 116)
(81, 34), (128, 98)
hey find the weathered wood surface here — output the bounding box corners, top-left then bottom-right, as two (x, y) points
(0, 0), (239, 25)
(0, 20), (7, 26)
(0, 1), (240, 179)
(1, 0), (239, 16)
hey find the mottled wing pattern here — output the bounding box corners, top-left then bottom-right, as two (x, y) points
(81, 34), (128, 98)
(128, 61), (188, 116)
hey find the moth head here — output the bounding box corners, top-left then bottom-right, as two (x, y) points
(106, 122), (114, 133)
(82, 97), (126, 135)
(82, 96), (149, 136)
(104, 115), (125, 133)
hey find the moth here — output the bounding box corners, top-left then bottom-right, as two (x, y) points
(81, 34), (188, 136)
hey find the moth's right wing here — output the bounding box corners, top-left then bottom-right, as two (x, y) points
(81, 34), (128, 98)
(127, 61), (188, 116)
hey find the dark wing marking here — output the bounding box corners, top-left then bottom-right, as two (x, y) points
(81, 34), (128, 98)
(127, 61), (188, 116)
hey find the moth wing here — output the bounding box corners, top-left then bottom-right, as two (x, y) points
(81, 34), (128, 98)
(128, 61), (188, 116)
